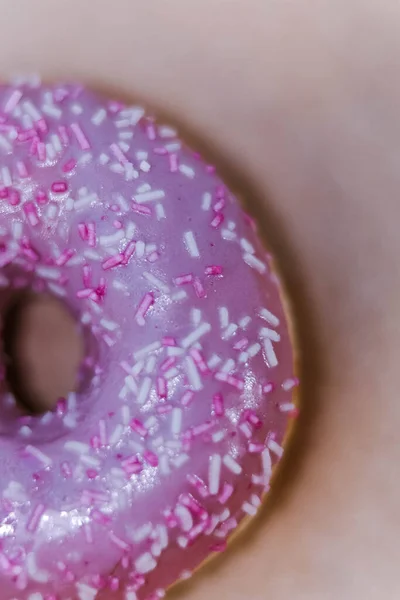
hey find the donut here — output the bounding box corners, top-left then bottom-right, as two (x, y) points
(0, 78), (298, 600)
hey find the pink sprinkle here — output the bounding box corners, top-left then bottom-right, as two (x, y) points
(35, 190), (48, 205)
(160, 356), (176, 372)
(180, 494), (206, 517)
(189, 348), (210, 374)
(70, 122), (91, 150)
(218, 482), (234, 504)
(26, 503), (45, 532)
(212, 393), (225, 417)
(191, 422), (213, 437)
(58, 125), (69, 145)
(213, 197), (226, 212)
(87, 222), (97, 247)
(18, 128), (36, 142)
(36, 118), (48, 134)
(233, 338), (249, 351)
(51, 181), (68, 193)
(60, 462), (72, 478)
(163, 508), (178, 528)
(193, 277), (206, 298)
(62, 158), (77, 173)
(187, 474), (209, 498)
(188, 519), (210, 541)
(122, 240), (136, 264)
(109, 577), (120, 591)
(249, 442), (264, 453)
(90, 435), (101, 450)
(157, 376), (167, 399)
(215, 372), (244, 391)
(156, 403), (173, 415)
(86, 469), (98, 480)
(102, 254), (124, 270)
(131, 201), (152, 216)
(92, 510), (112, 525)
(216, 185), (226, 199)
(37, 142), (46, 161)
(130, 419), (148, 437)
(0, 187), (8, 199)
(162, 336), (177, 347)
(121, 456), (143, 475)
(181, 390), (195, 407)
(146, 123), (156, 140)
(55, 249), (75, 266)
(29, 136), (39, 156)
(174, 273), (194, 286)
(109, 531), (130, 552)
(242, 409), (263, 429)
(210, 213), (224, 229)
(135, 292), (155, 326)
(144, 450), (159, 467)
(147, 250), (160, 263)
(110, 142), (128, 164)
(76, 288), (94, 299)
(154, 147), (168, 155)
(16, 160), (29, 178)
(205, 265), (223, 276)
(169, 153), (179, 172)
(23, 202), (39, 226)
(9, 190), (20, 206)
(56, 397), (67, 415)
(78, 223), (88, 241)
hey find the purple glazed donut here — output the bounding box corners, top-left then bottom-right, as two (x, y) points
(0, 79), (298, 600)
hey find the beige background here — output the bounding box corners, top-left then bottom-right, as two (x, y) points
(1, 0), (400, 598)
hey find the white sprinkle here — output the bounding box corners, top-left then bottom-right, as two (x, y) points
(262, 448), (272, 477)
(91, 108), (107, 125)
(132, 523), (152, 543)
(260, 327), (281, 342)
(171, 289), (187, 301)
(219, 307), (229, 329)
(239, 316), (251, 329)
(100, 318), (119, 332)
(137, 183), (151, 193)
(181, 322), (211, 349)
(136, 150), (148, 160)
(177, 536), (188, 548)
(243, 253), (267, 273)
(223, 454), (242, 475)
(125, 591), (138, 600)
(12, 221), (23, 240)
(146, 355), (157, 375)
(183, 231), (200, 258)
(110, 162), (124, 173)
(74, 194), (96, 210)
(71, 103), (83, 115)
(268, 439), (284, 458)
(179, 164), (195, 178)
(171, 408), (183, 435)
(28, 593), (44, 600)
(140, 160), (151, 172)
(259, 308), (280, 327)
(191, 308), (202, 325)
(143, 272), (170, 293)
(76, 582), (97, 600)
(220, 358), (235, 373)
(221, 229), (237, 241)
(222, 323), (238, 339)
(248, 342), (261, 357)
(136, 240), (145, 258)
(121, 405), (131, 425)
(25, 445), (52, 467)
(240, 238), (255, 254)
(212, 430), (225, 443)
(80, 455), (100, 468)
(135, 552), (157, 574)
(185, 356), (202, 390)
(125, 375), (138, 394)
(99, 230), (125, 247)
(134, 341), (161, 361)
(99, 152), (110, 165)
(251, 494), (262, 507)
(263, 338), (278, 367)
(26, 552), (49, 583)
(242, 501), (257, 516)
(64, 441), (90, 454)
(202, 192), (212, 211)
(135, 189), (165, 203)
(209, 454), (222, 495)
(50, 133), (62, 153)
(42, 104), (62, 119)
(156, 203), (166, 220)
(175, 505), (193, 532)
(120, 106), (145, 125)
(4, 89), (23, 113)
(23, 100), (41, 120)
(164, 367), (179, 380)
(0, 135), (11, 152)
(46, 143), (56, 160)
(238, 352), (248, 364)
(165, 141), (181, 152)
(137, 377), (152, 405)
(159, 125), (177, 138)
(1, 166), (12, 187)
(279, 402), (297, 413)
(208, 354), (222, 369)
(159, 454), (170, 475)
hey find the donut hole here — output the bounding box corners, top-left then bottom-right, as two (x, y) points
(3, 294), (84, 415)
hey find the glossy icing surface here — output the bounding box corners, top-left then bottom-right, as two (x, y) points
(0, 80), (297, 600)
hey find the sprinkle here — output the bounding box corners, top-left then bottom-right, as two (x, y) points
(282, 377), (299, 391)
(260, 327), (281, 342)
(175, 504), (193, 532)
(259, 307), (280, 327)
(211, 213), (224, 228)
(91, 108), (107, 125)
(135, 292), (155, 326)
(134, 189), (165, 203)
(193, 277), (206, 298)
(181, 390), (195, 407)
(70, 122), (91, 150)
(222, 323), (238, 339)
(243, 253), (266, 273)
(242, 501), (258, 516)
(137, 377), (152, 405)
(215, 372), (244, 391)
(4, 89), (23, 113)
(25, 445), (52, 467)
(181, 322), (211, 348)
(130, 418), (148, 437)
(26, 504), (45, 532)
(205, 265), (223, 276)
(51, 181), (68, 193)
(183, 230), (200, 258)
(218, 483), (234, 504)
(212, 393), (225, 416)
(102, 254), (124, 270)
(262, 448), (272, 477)
(179, 164), (195, 178)
(1, 166), (12, 187)
(185, 356), (202, 391)
(209, 454), (222, 495)
(174, 273), (194, 286)
(202, 192), (212, 210)
(223, 454), (242, 475)
(109, 531), (130, 551)
(171, 407), (183, 435)
(143, 271), (170, 293)
(189, 348), (210, 374)
(263, 338), (278, 367)
(268, 439), (284, 458)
